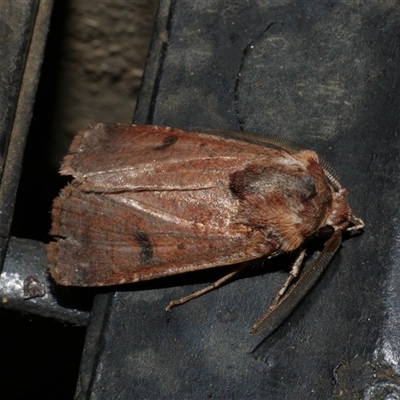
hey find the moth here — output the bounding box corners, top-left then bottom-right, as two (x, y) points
(48, 123), (363, 335)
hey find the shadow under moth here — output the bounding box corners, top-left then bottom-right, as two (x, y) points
(48, 123), (364, 337)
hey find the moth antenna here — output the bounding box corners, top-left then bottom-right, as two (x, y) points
(251, 231), (342, 340)
(318, 157), (342, 191)
(195, 128), (305, 153)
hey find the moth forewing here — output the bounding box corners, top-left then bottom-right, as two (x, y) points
(48, 123), (364, 335)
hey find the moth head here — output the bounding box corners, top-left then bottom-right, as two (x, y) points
(323, 187), (364, 233)
(291, 150), (364, 236)
(229, 149), (363, 252)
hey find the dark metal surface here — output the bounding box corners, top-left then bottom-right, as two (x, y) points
(0, 0), (37, 177)
(0, 0), (53, 270)
(1, 237), (89, 325)
(77, 1), (400, 398)
(0, 3), (87, 397)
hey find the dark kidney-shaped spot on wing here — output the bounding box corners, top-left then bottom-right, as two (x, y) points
(133, 230), (154, 265)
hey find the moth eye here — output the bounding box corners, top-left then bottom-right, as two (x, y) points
(316, 225), (335, 241)
(300, 175), (317, 201)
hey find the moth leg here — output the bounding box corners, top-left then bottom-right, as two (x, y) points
(347, 217), (365, 231)
(251, 231), (342, 334)
(165, 263), (247, 312)
(269, 249), (306, 309)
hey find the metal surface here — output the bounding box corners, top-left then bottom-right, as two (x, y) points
(1, 237), (89, 325)
(0, 0), (53, 270)
(75, 1), (400, 398)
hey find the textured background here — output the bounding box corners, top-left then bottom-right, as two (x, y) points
(3, 0), (400, 398)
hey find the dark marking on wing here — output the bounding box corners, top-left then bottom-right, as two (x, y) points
(229, 165), (317, 202)
(154, 135), (178, 150)
(133, 230), (153, 264)
(299, 175), (317, 201)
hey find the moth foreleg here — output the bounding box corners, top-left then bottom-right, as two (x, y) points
(269, 249), (306, 309)
(252, 249), (306, 332)
(165, 262), (248, 312)
(251, 231), (342, 334)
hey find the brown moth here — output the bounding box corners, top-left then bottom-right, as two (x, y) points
(48, 123), (363, 334)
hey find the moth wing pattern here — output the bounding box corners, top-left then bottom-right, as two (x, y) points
(49, 124), (282, 286)
(60, 123), (283, 192)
